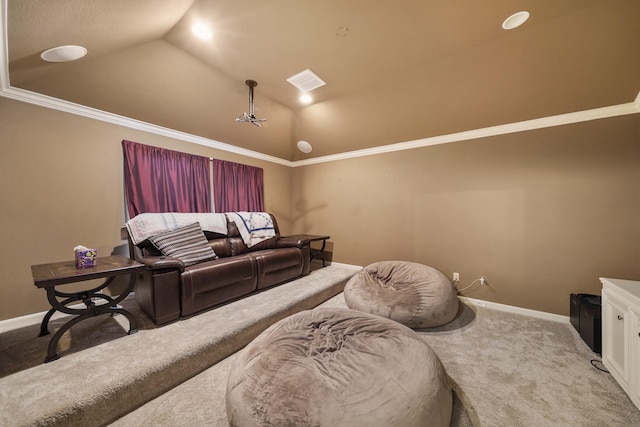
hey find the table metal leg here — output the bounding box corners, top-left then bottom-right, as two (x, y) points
(40, 274), (138, 362)
(309, 239), (328, 267)
(38, 307), (56, 337)
(44, 313), (90, 362)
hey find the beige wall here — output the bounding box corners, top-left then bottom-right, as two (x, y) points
(0, 97), (291, 320)
(1, 95), (639, 320)
(291, 115), (640, 315)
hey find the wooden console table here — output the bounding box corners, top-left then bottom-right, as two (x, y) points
(31, 255), (144, 362)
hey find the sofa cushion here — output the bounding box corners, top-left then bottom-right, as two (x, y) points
(149, 222), (217, 266)
(180, 255), (257, 316)
(253, 248), (304, 290)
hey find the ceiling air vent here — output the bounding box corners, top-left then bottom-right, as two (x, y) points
(286, 69), (326, 92)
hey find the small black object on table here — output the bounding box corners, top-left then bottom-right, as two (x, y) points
(287, 235), (330, 267)
(31, 255), (144, 362)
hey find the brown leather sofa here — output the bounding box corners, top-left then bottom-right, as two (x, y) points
(126, 214), (310, 325)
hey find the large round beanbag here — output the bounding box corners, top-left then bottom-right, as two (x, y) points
(226, 307), (452, 427)
(344, 261), (459, 328)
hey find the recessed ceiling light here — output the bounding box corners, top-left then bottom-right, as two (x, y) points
(40, 45), (87, 62)
(192, 22), (212, 40)
(297, 140), (313, 153)
(300, 94), (313, 104)
(502, 11), (530, 30)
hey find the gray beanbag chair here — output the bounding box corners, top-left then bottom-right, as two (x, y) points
(344, 261), (459, 328)
(226, 307), (452, 427)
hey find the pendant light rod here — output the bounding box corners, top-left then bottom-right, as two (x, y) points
(247, 80), (256, 117)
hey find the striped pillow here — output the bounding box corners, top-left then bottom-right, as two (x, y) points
(149, 222), (217, 266)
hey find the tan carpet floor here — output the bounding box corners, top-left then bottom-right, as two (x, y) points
(2, 264), (639, 426)
(0, 264), (357, 426)
(114, 294), (640, 427)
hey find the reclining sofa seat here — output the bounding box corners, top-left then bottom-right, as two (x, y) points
(127, 213), (311, 325)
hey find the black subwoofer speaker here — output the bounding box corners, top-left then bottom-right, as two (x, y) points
(570, 293), (602, 354)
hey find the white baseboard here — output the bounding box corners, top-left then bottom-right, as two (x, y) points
(0, 307), (70, 334)
(460, 296), (570, 323)
(324, 264), (569, 322)
(0, 266), (362, 334)
(327, 262), (362, 271)
(1, 265), (361, 333)
(0, 270), (568, 333)
(0, 294), (137, 334)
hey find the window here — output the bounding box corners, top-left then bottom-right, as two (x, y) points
(122, 140), (211, 218)
(212, 159), (264, 212)
(122, 140), (265, 217)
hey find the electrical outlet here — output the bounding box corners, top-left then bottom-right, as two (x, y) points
(480, 276), (486, 285)
(453, 272), (460, 282)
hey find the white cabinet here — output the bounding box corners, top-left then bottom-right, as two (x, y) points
(631, 306), (640, 407)
(601, 277), (640, 410)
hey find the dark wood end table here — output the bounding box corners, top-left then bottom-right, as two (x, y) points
(31, 255), (144, 362)
(287, 234), (330, 267)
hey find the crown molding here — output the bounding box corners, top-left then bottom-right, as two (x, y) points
(291, 97), (640, 167)
(0, 1), (291, 167)
(1, 0), (638, 168)
(1, 85), (293, 166)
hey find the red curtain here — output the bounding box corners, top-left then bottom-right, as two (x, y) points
(212, 159), (264, 212)
(122, 140), (211, 218)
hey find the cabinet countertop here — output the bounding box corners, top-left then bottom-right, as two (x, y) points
(600, 277), (640, 299)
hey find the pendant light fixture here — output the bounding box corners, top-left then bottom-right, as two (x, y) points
(236, 80), (266, 127)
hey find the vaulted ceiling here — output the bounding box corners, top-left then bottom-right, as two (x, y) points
(5, 0), (640, 161)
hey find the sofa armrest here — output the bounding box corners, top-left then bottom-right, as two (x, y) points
(136, 255), (186, 272)
(276, 235), (309, 249)
(129, 240), (186, 272)
(278, 234), (330, 248)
